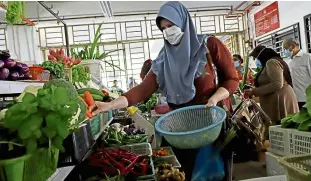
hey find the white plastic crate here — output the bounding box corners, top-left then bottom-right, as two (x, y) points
(269, 126), (311, 156)
(269, 126), (290, 156)
(119, 143), (152, 156)
(131, 111), (158, 148)
(266, 152), (286, 176)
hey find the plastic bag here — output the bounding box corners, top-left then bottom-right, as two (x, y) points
(192, 144), (225, 181)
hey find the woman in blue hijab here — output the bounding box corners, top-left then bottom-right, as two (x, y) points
(94, 1), (239, 179)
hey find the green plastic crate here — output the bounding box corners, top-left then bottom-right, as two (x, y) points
(90, 113), (101, 137)
(279, 154), (311, 181)
(23, 148), (59, 181)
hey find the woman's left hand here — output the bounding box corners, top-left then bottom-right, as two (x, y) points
(244, 89), (254, 97)
(205, 97), (218, 107)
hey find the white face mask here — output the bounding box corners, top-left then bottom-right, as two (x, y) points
(163, 25), (184, 45)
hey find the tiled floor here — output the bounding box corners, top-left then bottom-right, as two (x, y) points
(233, 161), (267, 180)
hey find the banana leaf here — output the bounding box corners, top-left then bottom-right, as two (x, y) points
(241, 55), (249, 88)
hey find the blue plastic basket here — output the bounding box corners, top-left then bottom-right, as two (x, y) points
(155, 105), (226, 149)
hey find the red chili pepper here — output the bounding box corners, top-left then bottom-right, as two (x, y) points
(104, 152), (126, 173)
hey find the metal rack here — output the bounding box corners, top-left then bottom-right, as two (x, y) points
(304, 13), (311, 53)
(255, 23), (301, 56)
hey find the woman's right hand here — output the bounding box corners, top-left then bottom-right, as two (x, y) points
(92, 101), (112, 115)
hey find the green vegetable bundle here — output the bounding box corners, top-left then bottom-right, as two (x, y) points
(40, 61), (65, 79)
(103, 127), (148, 147)
(281, 85), (311, 131)
(72, 65), (91, 84)
(3, 85), (82, 153)
(6, 1), (25, 25)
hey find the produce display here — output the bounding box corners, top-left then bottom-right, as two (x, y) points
(82, 147), (152, 180)
(281, 85), (311, 131)
(137, 93), (159, 113)
(78, 88), (108, 102)
(0, 50), (32, 81)
(155, 164), (185, 181)
(102, 126), (148, 147)
(1, 79), (85, 153)
(40, 48), (90, 84)
(153, 147), (171, 157)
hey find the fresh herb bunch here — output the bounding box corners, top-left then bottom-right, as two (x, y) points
(72, 65), (91, 84)
(5, 1), (25, 24)
(40, 61), (65, 79)
(3, 85), (81, 153)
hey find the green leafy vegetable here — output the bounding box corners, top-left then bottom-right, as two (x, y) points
(72, 65), (90, 84)
(40, 61), (65, 79)
(3, 80), (83, 153)
(6, 1), (24, 24)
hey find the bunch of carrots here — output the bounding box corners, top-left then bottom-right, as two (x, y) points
(48, 48), (82, 68)
(79, 91), (97, 119)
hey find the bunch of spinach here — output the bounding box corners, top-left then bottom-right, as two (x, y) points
(281, 85), (311, 131)
(40, 61), (65, 79)
(3, 85), (80, 153)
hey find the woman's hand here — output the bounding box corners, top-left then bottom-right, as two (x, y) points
(205, 87), (229, 108)
(244, 89), (254, 97)
(92, 101), (112, 115)
(205, 97), (218, 107)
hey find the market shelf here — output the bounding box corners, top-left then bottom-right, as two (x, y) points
(47, 166), (75, 181)
(0, 80), (44, 94)
(93, 116), (114, 140)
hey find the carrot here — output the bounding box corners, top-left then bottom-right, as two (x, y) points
(86, 111), (93, 118)
(84, 91), (95, 107)
(78, 96), (87, 106)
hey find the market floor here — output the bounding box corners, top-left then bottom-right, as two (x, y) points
(233, 161), (267, 180)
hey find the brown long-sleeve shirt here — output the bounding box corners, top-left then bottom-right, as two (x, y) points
(124, 36), (239, 109)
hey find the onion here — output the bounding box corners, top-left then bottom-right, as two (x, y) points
(0, 68), (9, 80)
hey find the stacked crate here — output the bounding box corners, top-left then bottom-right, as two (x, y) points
(267, 125), (311, 176)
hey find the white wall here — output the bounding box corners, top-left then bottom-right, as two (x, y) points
(248, 1), (311, 51)
(5, 25), (42, 65)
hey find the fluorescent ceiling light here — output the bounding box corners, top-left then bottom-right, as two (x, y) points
(99, 1), (113, 18)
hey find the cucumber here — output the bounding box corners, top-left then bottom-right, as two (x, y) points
(77, 88), (104, 97)
(79, 94), (103, 101)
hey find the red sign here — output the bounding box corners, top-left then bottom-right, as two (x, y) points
(254, 1), (280, 37)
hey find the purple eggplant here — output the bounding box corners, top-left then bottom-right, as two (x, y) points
(0, 68), (9, 80)
(16, 62), (29, 73)
(18, 73), (25, 80)
(3, 59), (16, 69)
(0, 60), (4, 69)
(24, 73), (32, 80)
(9, 71), (19, 81)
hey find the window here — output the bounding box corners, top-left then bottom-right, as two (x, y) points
(304, 13), (311, 53)
(256, 23), (301, 56)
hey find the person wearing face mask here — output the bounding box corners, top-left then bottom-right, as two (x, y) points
(233, 54), (254, 84)
(92, 2), (239, 179)
(244, 45), (298, 132)
(282, 38), (311, 109)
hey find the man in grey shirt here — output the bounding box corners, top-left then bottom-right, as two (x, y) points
(283, 38), (311, 109)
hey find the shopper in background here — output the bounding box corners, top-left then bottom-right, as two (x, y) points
(93, 1), (239, 180)
(128, 77), (138, 89)
(245, 45), (299, 127)
(140, 59), (152, 80)
(283, 38), (311, 110)
(233, 54), (254, 85)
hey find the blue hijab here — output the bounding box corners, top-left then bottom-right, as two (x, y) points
(151, 1), (208, 105)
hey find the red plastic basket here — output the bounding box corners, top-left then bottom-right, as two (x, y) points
(29, 66), (45, 80)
